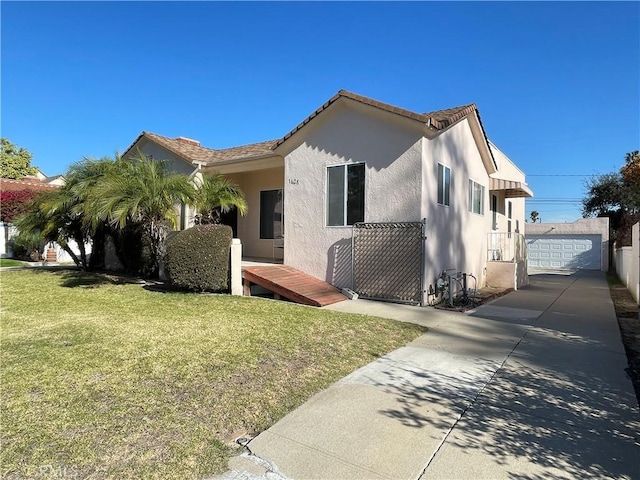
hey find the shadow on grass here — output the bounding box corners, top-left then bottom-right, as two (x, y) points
(26, 266), (234, 295)
(26, 267), (144, 289)
(142, 282), (192, 294)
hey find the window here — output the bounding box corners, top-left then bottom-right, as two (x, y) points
(327, 164), (365, 226)
(507, 200), (513, 236)
(260, 189), (283, 239)
(468, 179), (485, 215)
(437, 164), (451, 206)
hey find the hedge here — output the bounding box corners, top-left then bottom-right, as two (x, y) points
(165, 224), (232, 292)
(0, 189), (41, 223)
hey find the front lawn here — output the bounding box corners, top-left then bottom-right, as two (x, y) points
(1, 270), (425, 479)
(0, 259), (26, 268)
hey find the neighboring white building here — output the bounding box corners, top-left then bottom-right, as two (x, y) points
(525, 217), (610, 272)
(124, 90), (533, 296)
(0, 175), (79, 261)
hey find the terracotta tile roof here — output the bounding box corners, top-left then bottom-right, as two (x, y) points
(424, 104), (478, 130)
(203, 139), (279, 165)
(123, 131), (278, 167)
(275, 90), (478, 148)
(126, 91), (486, 166)
(0, 177), (60, 192)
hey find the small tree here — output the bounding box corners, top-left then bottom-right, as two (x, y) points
(63, 155), (123, 270)
(1, 138), (37, 179)
(14, 188), (91, 269)
(621, 150), (640, 187)
(582, 150), (640, 246)
(91, 152), (194, 277)
(530, 211), (540, 223)
(192, 173), (248, 225)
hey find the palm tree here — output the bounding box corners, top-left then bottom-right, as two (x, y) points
(530, 211), (540, 223)
(11, 156), (123, 271)
(91, 152), (194, 276)
(192, 173), (247, 225)
(65, 155), (124, 269)
(14, 187), (90, 269)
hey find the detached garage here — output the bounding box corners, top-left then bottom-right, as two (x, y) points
(525, 218), (609, 272)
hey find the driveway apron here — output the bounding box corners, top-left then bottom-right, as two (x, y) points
(217, 271), (640, 480)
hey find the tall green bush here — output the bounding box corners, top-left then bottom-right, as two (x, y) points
(107, 223), (155, 277)
(165, 225), (232, 292)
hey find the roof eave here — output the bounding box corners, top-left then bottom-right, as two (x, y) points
(123, 132), (200, 167)
(468, 109), (498, 175)
(201, 152), (282, 168)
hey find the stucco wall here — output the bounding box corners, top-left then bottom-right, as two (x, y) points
(134, 139), (197, 230)
(489, 142), (526, 182)
(55, 240), (93, 264)
(230, 167), (284, 259)
(421, 118), (491, 290)
(488, 142), (527, 238)
(486, 260), (529, 290)
(133, 139), (196, 176)
(614, 222), (639, 303)
(284, 102), (423, 288)
(525, 217), (610, 271)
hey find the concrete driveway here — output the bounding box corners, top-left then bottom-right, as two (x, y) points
(217, 271), (640, 479)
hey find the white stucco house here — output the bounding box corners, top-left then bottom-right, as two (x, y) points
(123, 90), (533, 301)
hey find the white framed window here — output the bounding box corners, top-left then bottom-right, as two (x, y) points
(468, 179), (485, 215)
(327, 163), (365, 226)
(437, 164), (451, 206)
(507, 200), (513, 236)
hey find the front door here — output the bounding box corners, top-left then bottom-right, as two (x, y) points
(220, 207), (238, 237)
(489, 194), (499, 260)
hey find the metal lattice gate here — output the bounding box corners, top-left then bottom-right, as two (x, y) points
(352, 219), (426, 305)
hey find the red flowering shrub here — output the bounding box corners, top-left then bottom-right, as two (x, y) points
(0, 189), (41, 223)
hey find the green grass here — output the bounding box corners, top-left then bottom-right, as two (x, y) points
(0, 258), (25, 268)
(1, 269), (425, 479)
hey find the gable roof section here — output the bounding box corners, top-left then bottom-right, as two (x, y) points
(274, 90), (481, 149)
(123, 131), (278, 167)
(274, 90), (496, 174)
(124, 91), (501, 175)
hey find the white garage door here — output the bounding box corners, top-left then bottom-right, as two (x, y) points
(526, 234), (601, 270)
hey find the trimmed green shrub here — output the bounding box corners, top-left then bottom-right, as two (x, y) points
(165, 224), (232, 292)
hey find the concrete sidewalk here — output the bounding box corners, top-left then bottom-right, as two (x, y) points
(216, 271), (640, 479)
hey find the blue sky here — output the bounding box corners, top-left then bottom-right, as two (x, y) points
(2, 1), (638, 223)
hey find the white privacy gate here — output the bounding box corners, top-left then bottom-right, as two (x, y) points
(526, 234), (602, 270)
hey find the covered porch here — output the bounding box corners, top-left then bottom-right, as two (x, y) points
(200, 154), (285, 261)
